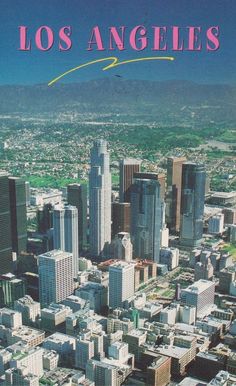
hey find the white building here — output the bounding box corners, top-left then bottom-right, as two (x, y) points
(41, 303), (72, 330)
(38, 250), (74, 307)
(43, 333), (76, 358)
(160, 247), (179, 270)
(160, 304), (179, 325)
(108, 342), (129, 362)
(179, 305), (196, 325)
(181, 279), (215, 317)
(208, 213), (224, 235)
(42, 350), (59, 370)
(89, 140), (111, 257)
(14, 296), (41, 325)
(53, 205), (79, 277)
(109, 262), (135, 309)
(30, 188), (62, 207)
(86, 359), (117, 386)
(10, 347), (44, 377)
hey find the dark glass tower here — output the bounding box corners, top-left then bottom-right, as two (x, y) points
(67, 183), (87, 252)
(130, 177), (164, 263)
(180, 163), (206, 247)
(166, 157), (186, 233)
(0, 173), (12, 274)
(9, 177), (27, 255)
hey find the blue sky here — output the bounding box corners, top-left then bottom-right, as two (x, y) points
(0, 0), (236, 85)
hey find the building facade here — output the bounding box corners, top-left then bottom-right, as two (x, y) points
(89, 140), (111, 257)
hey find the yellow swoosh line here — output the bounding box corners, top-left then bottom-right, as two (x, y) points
(48, 56), (175, 86)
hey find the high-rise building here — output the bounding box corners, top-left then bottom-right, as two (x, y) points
(166, 157), (186, 233)
(0, 273), (25, 307)
(180, 163), (206, 247)
(37, 203), (53, 234)
(0, 173), (12, 274)
(119, 159), (141, 203)
(67, 183), (87, 252)
(208, 214), (224, 235)
(112, 232), (133, 262)
(112, 202), (130, 238)
(38, 250), (74, 307)
(53, 205), (79, 277)
(130, 176), (164, 262)
(9, 177), (27, 255)
(89, 140), (111, 257)
(109, 261), (135, 309)
(134, 172), (165, 201)
(181, 279), (215, 317)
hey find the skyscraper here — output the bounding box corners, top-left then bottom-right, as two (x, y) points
(9, 177), (27, 255)
(109, 261), (135, 309)
(119, 159), (141, 203)
(112, 232), (133, 262)
(130, 176), (164, 262)
(37, 203), (53, 234)
(180, 163), (206, 247)
(89, 140), (111, 257)
(53, 205), (79, 277)
(38, 250), (74, 307)
(134, 172), (166, 201)
(67, 183), (87, 252)
(166, 157), (186, 233)
(112, 202), (130, 238)
(0, 173), (12, 274)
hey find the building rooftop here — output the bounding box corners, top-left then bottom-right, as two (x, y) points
(39, 250), (72, 260)
(183, 279), (215, 294)
(157, 344), (190, 359)
(43, 332), (76, 345)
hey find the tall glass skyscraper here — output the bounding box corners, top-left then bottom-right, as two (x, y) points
(9, 177), (27, 255)
(89, 140), (111, 257)
(0, 173), (12, 274)
(130, 176), (164, 263)
(53, 205), (79, 277)
(67, 183), (87, 252)
(166, 157), (186, 233)
(119, 159), (141, 203)
(180, 163), (206, 247)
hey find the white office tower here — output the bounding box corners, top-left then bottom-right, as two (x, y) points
(109, 262), (135, 309)
(208, 213), (224, 235)
(112, 232), (133, 262)
(89, 140), (111, 257)
(39, 250), (74, 307)
(181, 279), (215, 317)
(86, 360), (117, 386)
(53, 205), (79, 277)
(131, 177), (163, 262)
